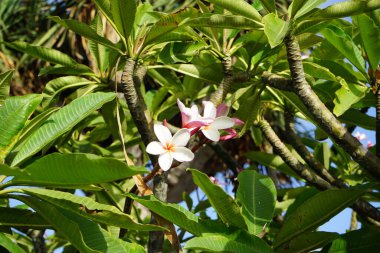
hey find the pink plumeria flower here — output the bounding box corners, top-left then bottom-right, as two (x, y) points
(177, 99), (210, 134)
(367, 141), (374, 148)
(146, 124), (194, 171)
(201, 101), (235, 142)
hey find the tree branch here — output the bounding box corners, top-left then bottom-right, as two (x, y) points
(121, 58), (170, 251)
(210, 56), (234, 106)
(284, 111), (380, 222)
(258, 119), (331, 190)
(262, 34), (380, 180)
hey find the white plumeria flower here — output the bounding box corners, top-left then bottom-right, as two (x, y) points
(354, 131), (366, 141)
(201, 101), (235, 142)
(146, 124), (194, 171)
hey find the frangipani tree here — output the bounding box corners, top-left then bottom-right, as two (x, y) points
(0, 0), (380, 252)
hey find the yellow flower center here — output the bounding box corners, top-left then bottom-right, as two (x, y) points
(164, 143), (175, 152)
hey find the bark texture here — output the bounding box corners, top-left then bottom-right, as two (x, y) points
(210, 56), (234, 106)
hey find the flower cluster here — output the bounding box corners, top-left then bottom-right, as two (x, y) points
(146, 99), (242, 171)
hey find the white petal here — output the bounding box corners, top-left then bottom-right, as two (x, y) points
(146, 141), (165, 155)
(172, 147), (194, 162)
(203, 101), (216, 118)
(154, 124), (172, 145)
(190, 105), (200, 119)
(158, 152), (173, 171)
(211, 116), (235, 130)
(202, 128), (220, 142)
(177, 99), (187, 113)
(171, 128), (190, 147)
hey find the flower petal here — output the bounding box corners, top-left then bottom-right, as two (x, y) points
(216, 103), (229, 117)
(190, 104), (200, 119)
(202, 128), (220, 142)
(211, 116), (235, 130)
(220, 128), (237, 141)
(154, 124), (172, 145)
(185, 120), (209, 128)
(233, 117), (244, 126)
(158, 152), (173, 171)
(177, 99), (187, 113)
(171, 128), (190, 147)
(172, 147), (194, 162)
(146, 141), (165, 155)
(203, 101), (216, 118)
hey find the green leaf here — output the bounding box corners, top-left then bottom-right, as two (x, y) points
(11, 92), (116, 166)
(310, 0), (380, 21)
(18, 188), (161, 231)
(0, 70), (14, 104)
(189, 169), (247, 229)
(205, 0), (262, 22)
(258, 0), (276, 13)
(50, 17), (122, 53)
(288, 0), (327, 19)
(184, 230), (274, 253)
(321, 25), (366, 75)
(274, 188), (365, 248)
(14, 195), (96, 253)
(245, 151), (300, 178)
(110, 0), (136, 40)
(0, 94), (42, 161)
(263, 13), (289, 48)
(333, 80), (368, 116)
(14, 195), (144, 253)
(150, 63), (222, 83)
(42, 76), (96, 107)
(10, 153), (147, 187)
(277, 231), (338, 253)
(186, 14), (263, 29)
(0, 207), (51, 228)
(39, 64), (96, 77)
(3, 41), (78, 66)
(237, 170), (276, 235)
(143, 8), (198, 47)
(89, 14), (109, 74)
(303, 62), (336, 81)
(0, 233), (27, 253)
(326, 226), (380, 253)
(355, 14), (380, 70)
(339, 109), (375, 130)
(128, 194), (223, 236)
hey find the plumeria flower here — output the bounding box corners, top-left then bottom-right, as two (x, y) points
(146, 124), (194, 171)
(354, 131), (366, 141)
(367, 141), (374, 148)
(177, 99), (210, 134)
(201, 101), (235, 142)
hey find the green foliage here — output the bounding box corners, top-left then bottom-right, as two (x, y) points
(237, 170), (276, 235)
(0, 0), (379, 251)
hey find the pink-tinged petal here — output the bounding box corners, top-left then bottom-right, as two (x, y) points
(211, 116), (235, 130)
(154, 124), (172, 145)
(146, 141), (165, 155)
(158, 152), (173, 171)
(203, 101), (216, 118)
(177, 99), (187, 112)
(233, 118), (244, 126)
(216, 103), (229, 117)
(181, 112), (192, 127)
(220, 129), (238, 141)
(202, 128), (220, 142)
(171, 128), (190, 147)
(189, 127), (200, 136)
(172, 147), (194, 162)
(185, 120), (209, 128)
